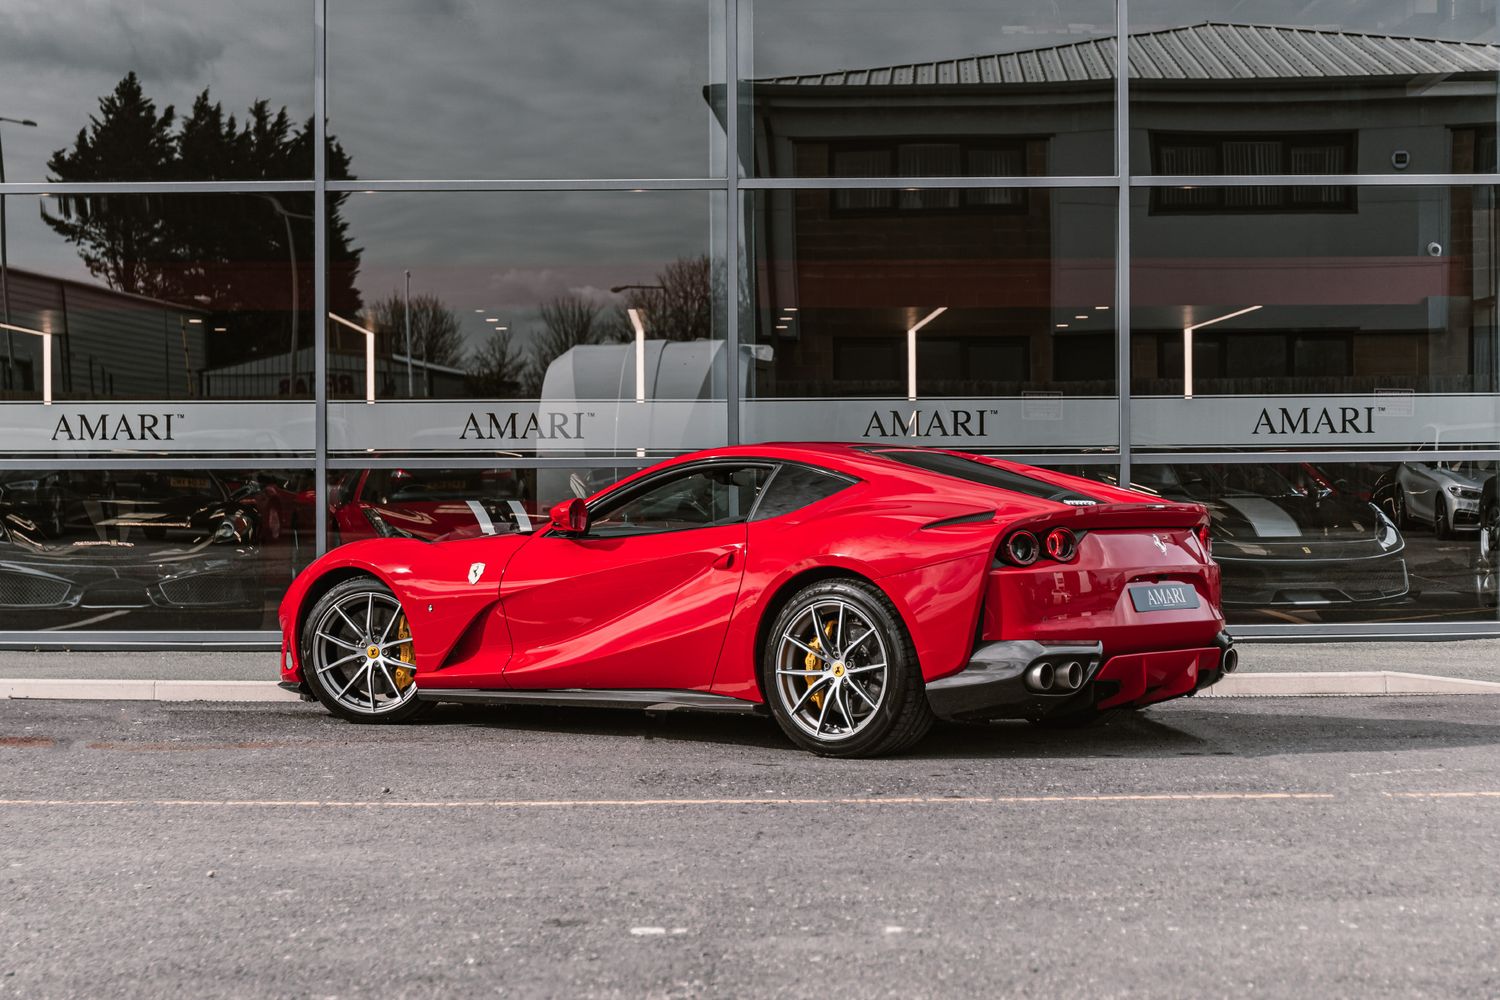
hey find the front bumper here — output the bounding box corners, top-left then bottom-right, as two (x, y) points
(926, 633), (1232, 722)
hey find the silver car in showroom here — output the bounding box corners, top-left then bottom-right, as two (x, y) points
(1392, 460), (1490, 538)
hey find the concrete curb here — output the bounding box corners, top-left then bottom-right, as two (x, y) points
(0, 679), (302, 702)
(1201, 671), (1500, 697)
(3, 672), (1500, 703)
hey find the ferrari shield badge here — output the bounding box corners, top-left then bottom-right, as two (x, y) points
(468, 562), (486, 585)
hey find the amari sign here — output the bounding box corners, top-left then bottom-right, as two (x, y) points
(1134, 394), (1500, 449)
(2, 403), (312, 454)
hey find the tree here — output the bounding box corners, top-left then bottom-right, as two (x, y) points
(365, 292), (465, 374)
(614, 255), (718, 343)
(466, 327), (527, 397)
(41, 75), (363, 379)
(523, 294), (612, 395)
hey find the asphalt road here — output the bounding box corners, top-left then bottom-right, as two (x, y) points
(4, 638), (1499, 682)
(3, 696), (1500, 999)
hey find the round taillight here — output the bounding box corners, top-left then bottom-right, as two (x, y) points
(1004, 530), (1039, 566)
(1196, 524), (1212, 558)
(1044, 527), (1077, 562)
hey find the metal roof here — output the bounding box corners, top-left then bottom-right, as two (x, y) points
(755, 22), (1500, 88)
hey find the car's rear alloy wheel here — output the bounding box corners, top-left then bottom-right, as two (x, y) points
(764, 578), (932, 757)
(302, 577), (431, 723)
(1476, 505), (1500, 608)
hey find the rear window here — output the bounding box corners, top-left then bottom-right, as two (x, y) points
(862, 449), (1100, 505)
(751, 464), (853, 521)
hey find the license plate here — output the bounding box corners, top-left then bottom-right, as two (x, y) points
(1129, 582), (1200, 612)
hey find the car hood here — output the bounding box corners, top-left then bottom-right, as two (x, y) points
(1204, 494), (1389, 549)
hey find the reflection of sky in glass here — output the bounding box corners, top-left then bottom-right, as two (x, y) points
(1131, 0), (1500, 42)
(748, 0), (1115, 78)
(0, 0), (312, 181)
(327, 0), (724, 179)
(341, 191), (719, 357)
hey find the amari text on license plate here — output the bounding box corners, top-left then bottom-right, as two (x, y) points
(1129, 582), (1200, 612)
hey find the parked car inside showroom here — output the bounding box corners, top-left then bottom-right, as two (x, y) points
(1128, 464), (1408, 607)
(278, 444), (1237, 757)
(0, 470), (264, 622)
(330, 468), (536, 543)
(1390, 459), (1491, 538)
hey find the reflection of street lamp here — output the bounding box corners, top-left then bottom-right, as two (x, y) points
(906, 306), (947, 401)
(403, 269), (413, 398)
(327, 312), (376, 403)
(611, 283), (666, 402)
(0, 320), (51, 403)
(1182, 305), (1262, 399)
(257, 195), (312, 395)
(0, 115), (38, 392)
(611, 284), (664, 459)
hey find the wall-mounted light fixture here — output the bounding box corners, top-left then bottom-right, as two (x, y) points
(0, 321), (50, 404)
(327, 312), (377, 403)
(1183, 305), (1262, 399)
(906, 306), (948, 401)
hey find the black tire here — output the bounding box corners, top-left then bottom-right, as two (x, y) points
(760, 578), (933, 758)
(301, 576), (433, 724)
(1435, 501), (1453, 540)
(1393, 486), (1411, 529)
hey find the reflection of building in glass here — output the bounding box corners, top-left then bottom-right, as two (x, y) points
(737, 23), (1500, 399)
(0, 267), (206, 400)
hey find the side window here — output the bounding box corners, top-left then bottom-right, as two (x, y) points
(589, 465), (772, 537)
(751, 464), (852, 521)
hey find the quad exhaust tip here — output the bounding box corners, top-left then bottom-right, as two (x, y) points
(1025, 659), (1086, 693)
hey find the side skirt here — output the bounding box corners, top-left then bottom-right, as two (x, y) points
(414, 687), (767, 715)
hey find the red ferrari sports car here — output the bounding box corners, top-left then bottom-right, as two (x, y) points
(277, 444), (1235, 757)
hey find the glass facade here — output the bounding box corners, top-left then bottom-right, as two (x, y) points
(0, 1), (1496, 641)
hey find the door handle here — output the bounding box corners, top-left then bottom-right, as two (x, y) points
(712, 548), (738, 569)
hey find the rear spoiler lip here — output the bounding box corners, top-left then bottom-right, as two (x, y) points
(1006, 501), (1210, 534)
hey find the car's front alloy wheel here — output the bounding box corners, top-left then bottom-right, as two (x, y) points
(763, 578), (932, 757)
(301, 577), (431, 723)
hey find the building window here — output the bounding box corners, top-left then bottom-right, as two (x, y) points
(830, 140), (1028, 213)
(1150, 132), (1356, 213)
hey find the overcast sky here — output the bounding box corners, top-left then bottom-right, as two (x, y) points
(1, 0), (1495, 353)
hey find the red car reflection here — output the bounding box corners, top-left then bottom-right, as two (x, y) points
(330, 468), (537, 543)
(281, 445), (1236, 757)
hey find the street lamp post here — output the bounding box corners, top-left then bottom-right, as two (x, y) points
(403, 269), (414, 398)
(257, 195), (312, 396)
(610, 284), (665, 458)
(1182, 305), (1263, 399)
(0, 115), (38, 394)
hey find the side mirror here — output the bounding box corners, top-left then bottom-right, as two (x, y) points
(548, 498), (589, 536)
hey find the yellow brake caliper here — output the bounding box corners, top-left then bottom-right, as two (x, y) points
(804, 620), (836, 711)
(392, 615), (415, 691)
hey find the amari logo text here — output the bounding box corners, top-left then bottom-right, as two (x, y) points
(862, 408), (997, 439)
(51, 413), (180, 442)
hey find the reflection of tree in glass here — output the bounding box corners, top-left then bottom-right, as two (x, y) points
(364, 292), (464, 369)
(612, 255), (715, 343)
(521, 294), (614, 396)
(40, 73), (362, 378)
(466, 327), (526, 397)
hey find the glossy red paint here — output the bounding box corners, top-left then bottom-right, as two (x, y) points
(279, 443), (1226, 716)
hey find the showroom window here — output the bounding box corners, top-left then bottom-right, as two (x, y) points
(0, 0), (1495, 640)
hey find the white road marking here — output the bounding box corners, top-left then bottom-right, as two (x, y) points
(0, 792), (1338, 809)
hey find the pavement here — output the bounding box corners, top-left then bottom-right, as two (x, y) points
(4, 695), (1500, 998)
(0, 638), (1497, 685)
